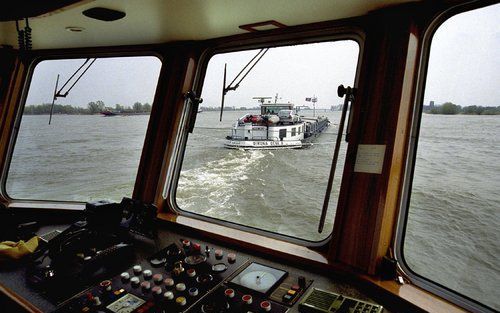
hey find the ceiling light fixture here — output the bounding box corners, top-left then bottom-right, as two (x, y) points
(239, 20), (287, 32)
(82, 7), (125, 22)
(65, 26), (85, 32)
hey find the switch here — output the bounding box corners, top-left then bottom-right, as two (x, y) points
(133, 265), (142, 275)
(242, 294), (253, 305)
(164, 277), (174, 287)
(298, 276), (306, 289)
(227, 253), (236, 264)
(143, 269), (153, 280)
(260, 300), (271, 311)
(120, 272), (130, 282)
(153, 273), (163, 284)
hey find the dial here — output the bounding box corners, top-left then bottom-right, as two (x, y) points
(240, 271), (277, 292)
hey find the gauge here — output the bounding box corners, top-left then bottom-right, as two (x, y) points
(185, 254), (207, 265)
(211, 263), (228, 273)
(229, 262), (287, 295)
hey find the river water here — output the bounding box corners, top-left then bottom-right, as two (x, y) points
(6, 112), (499, 310)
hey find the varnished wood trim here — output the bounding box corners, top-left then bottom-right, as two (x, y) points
(368, 30), (421, 273)
(362, 276), (468, 313)
(0, 52), (25, 204)
(157, 212), (328, 265)
(0, 283), (43, 313)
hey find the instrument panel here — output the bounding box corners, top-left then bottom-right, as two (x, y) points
(54, 238), (313, 313)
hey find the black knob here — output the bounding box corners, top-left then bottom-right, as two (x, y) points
(298, 276), (306, 289)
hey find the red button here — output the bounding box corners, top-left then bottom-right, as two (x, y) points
(242, 294), (252, 304)
(260, 300), (271, 311)
(224, 288), (235, 298)
(192, 243), (201, 251)
(291, 284), (300, 290)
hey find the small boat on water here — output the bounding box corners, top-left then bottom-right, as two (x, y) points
(225, 101), (329, 149)
(100, 109), (117, 116)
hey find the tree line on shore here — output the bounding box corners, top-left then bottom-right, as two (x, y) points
(424, 102), (500, 115)
(24, 101), (152, 115)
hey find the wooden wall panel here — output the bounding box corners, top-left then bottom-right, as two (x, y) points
(330, 10), (422, 273)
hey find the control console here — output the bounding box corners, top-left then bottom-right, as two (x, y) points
(55, 238), (312, 312)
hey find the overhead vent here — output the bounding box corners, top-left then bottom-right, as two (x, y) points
(239, 20), (287, 32)
(82, 7), (125, 21)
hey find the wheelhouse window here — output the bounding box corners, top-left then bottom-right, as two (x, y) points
(5, 56), (161, 202)
(174, 40), (359, 241)
(401, 3), (499, 311)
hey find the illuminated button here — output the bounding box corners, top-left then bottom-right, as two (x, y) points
(291, 284), (300, 291)
(143, 269), (153, 279)
(153, 273), (163, 284)
(227, 253), (236, 263)
(130, 276), (140, 287)
(164, 277), (174, 287)
(188, 287), (198, 297)
(192, 243), (201, 252)
(141, 281), (151, 291)
(163, 291), (174, 300)
(99, 280), (112, 292)
(282, 294), (293, 302)
(214, 249), (223, 260)
(81, 307), (90, 312)
(133, 265), (142, 275)
(287, 290), (297, 296)
(224, 288), (235, 298)
(187, 268), (196, 277)
(92, 296), (101, 306)
(182, 240), (191, 247)
(152, 286), (162, 295)
(176, 283), (186, 291)
(260, 300), (271, 311)
(242, 294), (253, 305)
(176, 296), (187, 306)
(120, 272), (130, 282)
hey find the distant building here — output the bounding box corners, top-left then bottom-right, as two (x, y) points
(422, 100), (435, 112)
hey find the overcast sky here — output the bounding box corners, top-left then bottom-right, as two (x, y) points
(26, 3), (499, 109)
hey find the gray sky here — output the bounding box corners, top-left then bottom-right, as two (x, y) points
(423, 3), (499, 107)
(26, 56), (162, 108)
(25, 3), (499, 109)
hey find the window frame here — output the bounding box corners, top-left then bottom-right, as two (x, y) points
(165, 31), (364, 247)
(395, 1), (499, 312)
(0, 51), (163, 207)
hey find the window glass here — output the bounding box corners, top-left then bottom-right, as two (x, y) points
(403, 4), (499, 310)
(6, 56), (161, 202)
(175, 41), (359, 241)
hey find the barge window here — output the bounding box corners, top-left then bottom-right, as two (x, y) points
(175, 41), (359, 242)
(5, 56), (161, 202)
(401, 3), (499, 311)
